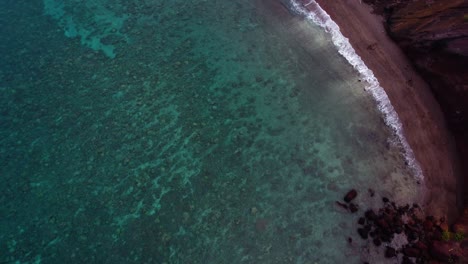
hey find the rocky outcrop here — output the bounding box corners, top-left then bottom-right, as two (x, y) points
(386, 0), (468, 126)
(364, 0), (468, 201)
(341, 189), (468, 263)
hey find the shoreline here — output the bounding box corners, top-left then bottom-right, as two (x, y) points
(299, 0), (462, 222)
(290, 0), (424, 182)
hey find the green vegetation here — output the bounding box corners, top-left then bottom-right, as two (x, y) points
(442, 230), (451, 241)
(454, 231), (465, 242)
(441, 230), (465, 242)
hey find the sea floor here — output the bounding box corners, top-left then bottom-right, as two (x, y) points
(0, 0), (423, 263)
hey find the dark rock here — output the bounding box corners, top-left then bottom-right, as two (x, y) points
(335, 201), (348, 210)
(393, 217), (404, 226)
(382, 197), (389, 203)
(357, 228), (369, 239)
(373, 238), (382, 247)
(349, 203), (359, 213)
(394, 226), (403, 234)
(385, 246), (396, 258)
(401, 256), (414, 264)
(365, 209), (377, 221)
(407, 231), (418, 242)
(343, 186), (465, 262)
(376, 218), (390, 229)
(406, 224), (419, 233)
(397, 206), (407, 215)
(402, 204), (410, 212)
(358, 217), (365, 225)
(402, 247), (420, 258)
(414, 241), (428, 251)
(368, 188), (375, 197)
(344, 189), (357, 203)
(381, 233), (393, 243)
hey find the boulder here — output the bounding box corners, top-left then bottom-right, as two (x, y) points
(414, 241), (428, 251)
(376, 218), (389, 230)
(402, 247), (420, 258)
(365, 209), (377, 221)
(358, 217), (365, 225)
(357, 227), (369, 239)
(373, 238), (382, 247)
(349, 203), (359, 213)
(385, 246), (396, 258)
(394, 226), (403, 234)
(401, 256), (414, 264)
(344, 189), (357, 203)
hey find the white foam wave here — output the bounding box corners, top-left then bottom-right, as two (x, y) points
(290, 0), (424, 180)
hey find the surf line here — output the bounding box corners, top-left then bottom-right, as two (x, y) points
(289, 0), (424, 180)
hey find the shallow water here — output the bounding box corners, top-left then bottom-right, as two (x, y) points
(0, 0), (422, 263)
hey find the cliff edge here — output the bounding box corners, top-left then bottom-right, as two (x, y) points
(365, 0), (468, 245)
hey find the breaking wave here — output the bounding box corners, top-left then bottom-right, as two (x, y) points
(289, 0), (424, 180)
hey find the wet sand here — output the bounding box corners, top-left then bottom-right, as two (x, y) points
(309, 0), (462, 221)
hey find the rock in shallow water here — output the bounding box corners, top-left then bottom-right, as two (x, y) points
(349, 203), (359, 213)
(357, 227), (369, 239)
(385, 246), (396, 258)
(340, 188), (468, 262)
(343, 189), (357, 203)
(402, 247), (420, 258)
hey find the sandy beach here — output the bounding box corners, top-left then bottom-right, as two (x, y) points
(305, 0), (462, 221)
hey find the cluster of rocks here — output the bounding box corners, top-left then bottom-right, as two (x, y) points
(338, 189), (468, 263)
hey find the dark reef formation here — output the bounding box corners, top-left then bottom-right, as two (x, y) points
(340, 189), (468, 263)
(363, 0), (468, 226)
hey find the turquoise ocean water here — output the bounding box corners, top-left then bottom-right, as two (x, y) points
(0, 0), (423, 263)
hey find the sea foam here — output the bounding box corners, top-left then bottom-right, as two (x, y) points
(289, 0), (424, 180)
